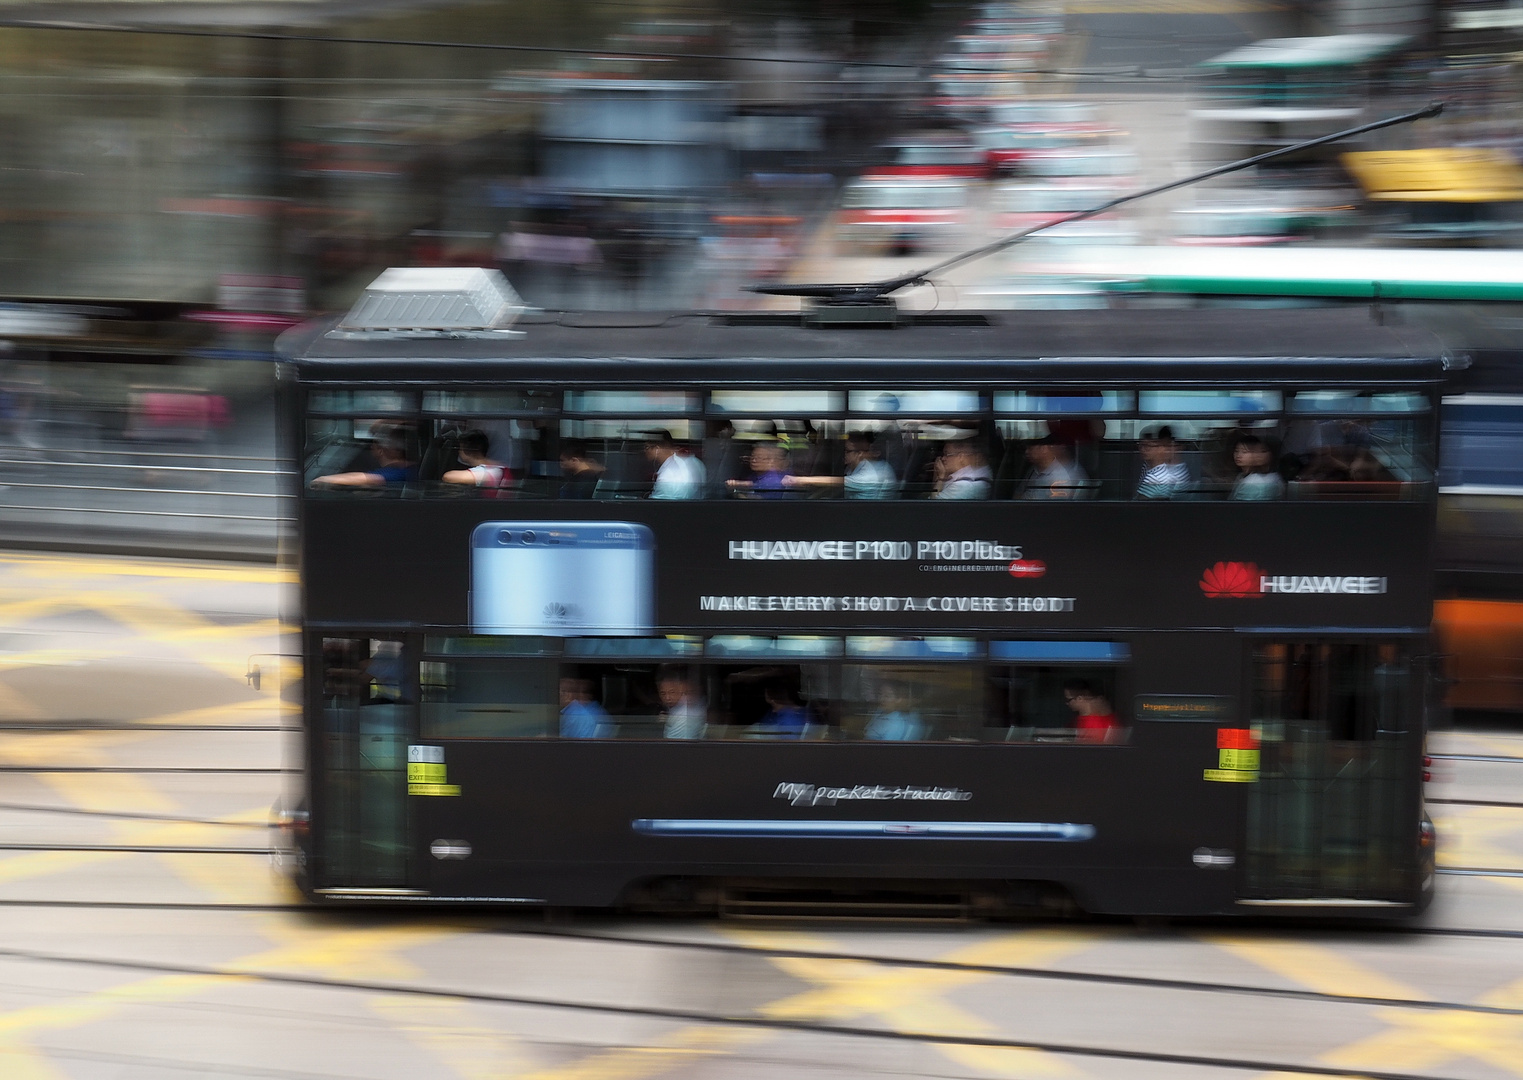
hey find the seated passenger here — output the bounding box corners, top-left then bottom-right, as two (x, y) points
(558, 438), (605, 499)
(1135, 426), (1190, 499)
(933, 438), (992, 499)
(559, 676), (612, 739)
(864, 683), (926, 741)
(782, 432), (898, 498)
(645, 430), (705, 500)
(1022, 436), (1087, 499)
(1064, 679), (1122, 744)
(441, 429), (512, 492)
(658, 667), (707, 740)
(1231, 434), (1284, 501)
(727, 442), (792, 499)
(311, 431), (417, 489)
(753, 681), (809, 738)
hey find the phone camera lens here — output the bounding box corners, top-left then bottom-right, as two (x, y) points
(522, 530), (537, 544)
(497, 529), (513, 545)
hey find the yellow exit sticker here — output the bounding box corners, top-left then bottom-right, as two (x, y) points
(406, 746), (461, 796)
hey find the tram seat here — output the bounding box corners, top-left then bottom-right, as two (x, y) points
(419, 435), (458, 485)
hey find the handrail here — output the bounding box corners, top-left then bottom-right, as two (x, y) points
(0, 458), (284, 476)
(0, 482), (291, 498)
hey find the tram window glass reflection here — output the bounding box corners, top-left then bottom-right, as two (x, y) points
(558, 663), (666, 739)
(1253, 642), (1408, 741)
(710, 390), (842, 414)
(848, 389), (984, 413)
(1289, 391), (1430, 414)
(986, 665), (1124, 743)
(565, 390), (699, 414)
(421, 389), (557, 414)
(420, 657), (556, 738)
(840, 664), (982, 741)
(706, 661), (835, 740)
(1139, 390), (1280, 414)
(558, 418), (706, 499)
(307, 389), (414, 415)
(994, 390), (1134, 414)
(1282, 416), (1432, 499)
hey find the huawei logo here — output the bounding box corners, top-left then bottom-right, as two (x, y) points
(1200, 562), (1263, 599)
(542, 602), (573, 621)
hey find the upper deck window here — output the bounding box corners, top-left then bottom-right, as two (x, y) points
(308, 389), (414, 414)
(849, 390), (984, 414)
(1140, 390), (1281, 414)
(711, 390), (842, 414)
(995, 391), (1133, 414)
(846, 636), (981, 659)
(565, 390), (700, 414)
(423, 390), (556, 414)
(706, 635), (844, 659)
(1290, 391), (1430, 413)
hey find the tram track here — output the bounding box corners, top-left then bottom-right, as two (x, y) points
(0, 937), (1489, 1080)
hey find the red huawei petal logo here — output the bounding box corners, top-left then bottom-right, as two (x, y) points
(1200, 562), (1263, 598)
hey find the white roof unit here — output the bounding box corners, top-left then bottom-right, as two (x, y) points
(339, 267), (526, 334)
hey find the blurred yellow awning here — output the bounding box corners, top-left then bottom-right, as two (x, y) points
(1342, 148), (1523, 203)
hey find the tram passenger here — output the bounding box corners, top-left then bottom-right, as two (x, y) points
(864, 682), (926, 741)
(558, 438), (605, 499)
(1135, 426), (1191, 499)
(1064, 679), (1122, 743)
(933, 438), (992, 499)
(559, 676), (612, 738)
(658, 667), (707, 739)
(1022, 435), (1087, 499)
(645, 429), (706, 499)
(1230, 434), (1284, 500)
(781, 431), (898, 498)
(727, 441), (793, 499)
(311, 427), (418, 489)
(753, 681), (809, 738)
(441, 429), (513, 492)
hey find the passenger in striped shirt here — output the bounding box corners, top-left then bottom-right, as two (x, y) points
(1135, 426), (1191, 499)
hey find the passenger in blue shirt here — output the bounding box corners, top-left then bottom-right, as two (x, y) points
(864, 683), (926, 741)
(754, 682), (809, 738)
(727, 442), (792, 499)
(312, 430), (418, 489)
(559, 676), (612, 739)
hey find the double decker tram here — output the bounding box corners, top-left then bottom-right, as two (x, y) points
(279, 273), (1445, 917)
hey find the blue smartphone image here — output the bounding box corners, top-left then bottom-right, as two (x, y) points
(471, 522), (655, 635)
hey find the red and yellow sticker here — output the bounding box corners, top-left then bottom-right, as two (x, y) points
(1204, 727), (1260, 783)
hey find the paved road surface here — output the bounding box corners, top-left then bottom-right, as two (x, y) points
(0, 550), (1521, 1078)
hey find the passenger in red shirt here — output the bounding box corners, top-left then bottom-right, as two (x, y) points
(1064, 680), (1123, 744)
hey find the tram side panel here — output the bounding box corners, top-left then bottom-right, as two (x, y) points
(303, 499), (1433, 914)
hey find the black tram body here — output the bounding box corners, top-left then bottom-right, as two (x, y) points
(279, 307), (1444, 916)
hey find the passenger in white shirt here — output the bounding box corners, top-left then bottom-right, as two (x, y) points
(658, 668), (706, 739)
(1231, 433), (1285, 500)
(645, 429), (706, 499)
(1022, 437), (1088, 499)
(934, 439), (993, 499)
(781, 432), (898, 498)
(441, 429), (511, 491)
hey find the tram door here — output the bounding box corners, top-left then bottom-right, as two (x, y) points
(1244, 642), (1412, 899)
(319, 637), (411, 889)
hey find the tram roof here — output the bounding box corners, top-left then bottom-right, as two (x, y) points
(280, 306), (1444, 384)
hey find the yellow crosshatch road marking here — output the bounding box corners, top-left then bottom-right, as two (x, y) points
(1215, 937), (1523, 1076)
(738, 928), (1090, 1077)
(0, 921), (468, 1080)
(0, 551), (295, 585)
(1433, 804), (1523, 874)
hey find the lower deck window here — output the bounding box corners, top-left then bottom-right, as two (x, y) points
(395, 636), (1129, 743)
